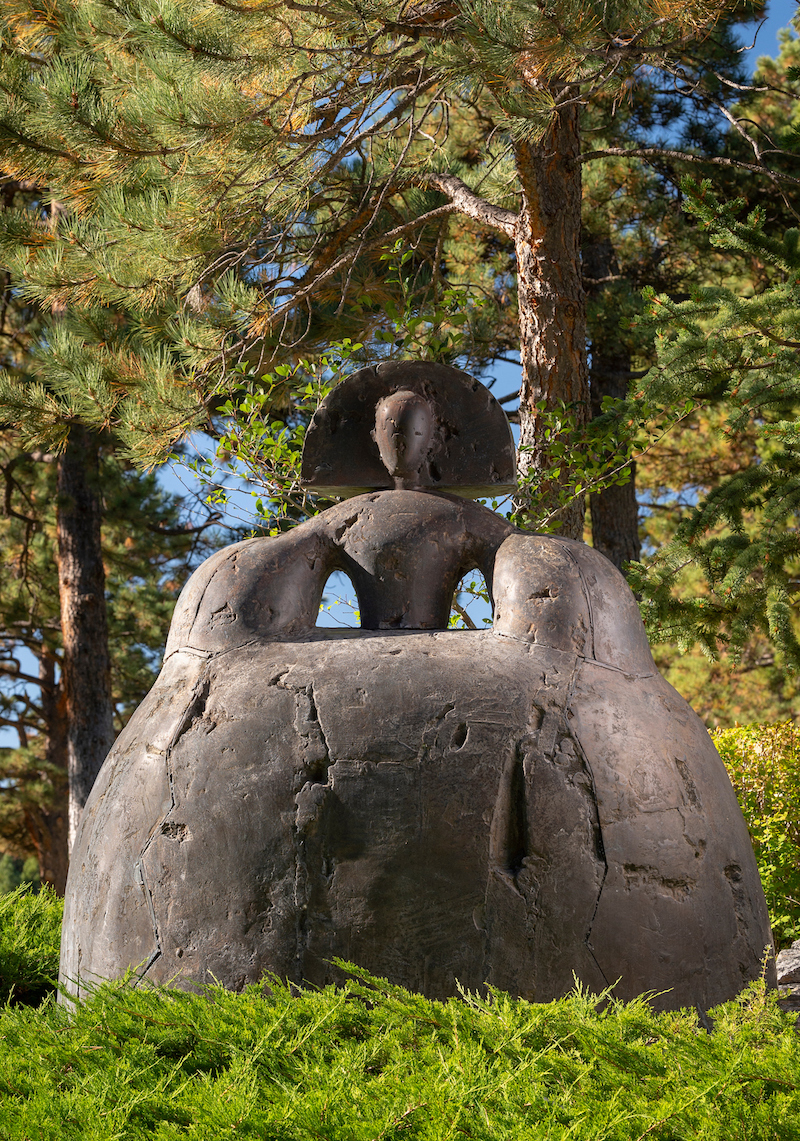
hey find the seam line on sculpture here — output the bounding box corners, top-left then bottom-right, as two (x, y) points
(560, 545), (597, 661)
(564, 662), (610, 970)
(587, 944), (611, 989)
(132, 858), (162, 979)
(492, 631), (580, 660)
(163, 646), (215, 664)
(179, 636), (294, 660)
(586, 659), (654, 679)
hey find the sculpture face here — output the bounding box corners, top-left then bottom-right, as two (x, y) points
(373, 389), (434, 484)
(59, 362), (775, 1010)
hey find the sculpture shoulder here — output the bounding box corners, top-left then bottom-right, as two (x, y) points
(164, 493), (511, 654)
(492, 532), (655, 676)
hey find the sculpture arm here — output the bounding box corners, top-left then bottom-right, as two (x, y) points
(164, 522), (337, 656)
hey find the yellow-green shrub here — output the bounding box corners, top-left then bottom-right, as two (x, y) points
(713, 721), (800, 949)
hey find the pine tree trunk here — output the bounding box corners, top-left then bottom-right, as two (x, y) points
(515, 101), (589, 541)
(57, 428), (114, 850)
(24, 649), (69, 893)
(588, 351), (641, 571)
(583, 234), (641, 572)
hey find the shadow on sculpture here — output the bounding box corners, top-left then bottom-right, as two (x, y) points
(59, 360), (775, 1010)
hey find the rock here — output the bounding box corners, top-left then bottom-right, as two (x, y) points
(777, 941), (800, 985)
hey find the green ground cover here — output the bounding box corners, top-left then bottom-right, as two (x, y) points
(0, 887), (797, 1139)
(0, 956), (798, 1139)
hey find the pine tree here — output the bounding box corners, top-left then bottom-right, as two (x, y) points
(634, 176), (800, 665)
(0, 177), (116, 854)
(0, 436), (222, 889)
(0, 0), (786, 546)
(0, 175), (227, 859)
(621, 27), (800, 682)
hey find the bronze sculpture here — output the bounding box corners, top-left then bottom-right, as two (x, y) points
(60, 361), (774, 1009)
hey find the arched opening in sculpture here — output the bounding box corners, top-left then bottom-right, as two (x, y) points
(316, 567), (490, 631)
(316, 570), (360, 628)
(450, 569), (491, 629)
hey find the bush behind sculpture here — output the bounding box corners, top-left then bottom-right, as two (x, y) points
(0, 884), (62, 1005)
(713, 721), (800, 948)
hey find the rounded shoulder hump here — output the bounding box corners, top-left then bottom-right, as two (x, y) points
(492, 532), (655, 675)
(164, 538), (261, 657)
(164, 526), (333, 655)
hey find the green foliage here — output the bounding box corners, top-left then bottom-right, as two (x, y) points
(629, 177), (800, 669)
(372, 241), (477, 363)
(652, 635), (800, 729)
(0, 855), (40, 896)
(714, 721), (800, 950)
(0, 856), (18, 895)
(0, 882), (799, 1136)
(0, 0), (751, 465)
(190, 340), (364, 535)
(513, 394), (698, 533)
(0, 437), (224, 869)
(193, 249), (679, 543)
(0, 960), (795, 1137)
(0, 444), (218, 727)
(0, 884), (62, 1005)
(194, 235), (505, 537)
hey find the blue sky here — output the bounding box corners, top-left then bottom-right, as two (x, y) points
(742, 0), (797, 67)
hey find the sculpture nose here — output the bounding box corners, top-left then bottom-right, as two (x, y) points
(373, 389), (434, 485)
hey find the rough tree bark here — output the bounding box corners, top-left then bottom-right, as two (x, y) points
(23, 648), (70, 892)
(583, 234), (641, 572)
(57, 427), (114, 849)
(515, 101), (589, 541)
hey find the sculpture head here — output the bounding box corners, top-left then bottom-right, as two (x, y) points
(373, 389), (434, 487)
(300, 361), (516, 499)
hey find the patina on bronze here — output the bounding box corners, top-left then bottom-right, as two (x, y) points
(59, 361), (774, 1009)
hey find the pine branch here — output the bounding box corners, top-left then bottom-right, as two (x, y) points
(750, 325), (800, 351)
(147, 516), (222, 537)
(0, 119), (88, 167)
(0, 663), (49, 690)
(266, 201), (459, 322)
(579, 148), (800, 185)
(420, 174), (517, 237)
(0, 714), (40, 732)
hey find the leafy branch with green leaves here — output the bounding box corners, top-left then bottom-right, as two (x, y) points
(512, 393), (699, 534)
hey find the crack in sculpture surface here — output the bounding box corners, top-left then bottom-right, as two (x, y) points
(59, 361), (775, 1009)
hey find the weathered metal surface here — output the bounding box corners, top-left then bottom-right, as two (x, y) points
(60, 365), (774, 1010)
